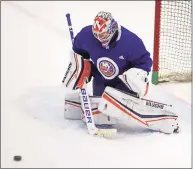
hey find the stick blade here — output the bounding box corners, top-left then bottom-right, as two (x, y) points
(94, 128), (117, 138)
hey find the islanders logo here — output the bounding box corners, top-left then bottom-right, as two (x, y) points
(97, 57), (119, 79)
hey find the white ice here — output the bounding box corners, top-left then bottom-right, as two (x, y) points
(1, 1), (191, 168)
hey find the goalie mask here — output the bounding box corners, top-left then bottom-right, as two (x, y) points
(92, 11), (119, 49)
(62, 52), (92, 90)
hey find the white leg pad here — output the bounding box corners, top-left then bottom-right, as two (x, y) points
(98, 87), (179, 134)
(64, 90), (117, 125)
(64, 90), (82, 120)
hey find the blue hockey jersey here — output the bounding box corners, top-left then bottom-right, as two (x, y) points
(72, 25), (152, 85)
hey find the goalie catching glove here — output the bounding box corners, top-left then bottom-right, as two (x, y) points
(119, 68), (149, 98)
(62, 52), (92, 90)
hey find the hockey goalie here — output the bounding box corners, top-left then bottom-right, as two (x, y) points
(62, 11), (180, 135)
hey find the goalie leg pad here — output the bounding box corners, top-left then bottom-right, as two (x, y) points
(98, 87), (179, 134)
(64, 90), (82, 120)
(64, 91), (117, 125)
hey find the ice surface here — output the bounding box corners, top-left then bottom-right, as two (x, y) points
(1, 1), (191, 168)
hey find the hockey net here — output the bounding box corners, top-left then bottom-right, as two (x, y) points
(152, 1), (192, 84)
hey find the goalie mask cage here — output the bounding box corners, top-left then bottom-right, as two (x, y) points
(152, 0), (192, 84)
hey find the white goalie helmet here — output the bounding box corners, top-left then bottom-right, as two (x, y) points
(92, 11), (119, 49)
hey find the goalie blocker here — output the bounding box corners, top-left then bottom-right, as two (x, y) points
(63, 52), (179, 134)
(62, 52), (92, 90)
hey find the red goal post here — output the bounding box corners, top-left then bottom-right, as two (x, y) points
(152, 0), (192, 84)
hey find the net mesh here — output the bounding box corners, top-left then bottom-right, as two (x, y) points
(158, 1), (192, 82)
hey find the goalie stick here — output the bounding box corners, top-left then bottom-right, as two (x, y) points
(65, 13), (117, 137)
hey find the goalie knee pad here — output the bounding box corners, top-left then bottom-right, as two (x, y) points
(62, 52), (92, 90)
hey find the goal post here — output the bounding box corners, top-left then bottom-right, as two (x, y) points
(152, 0), (192, 85)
